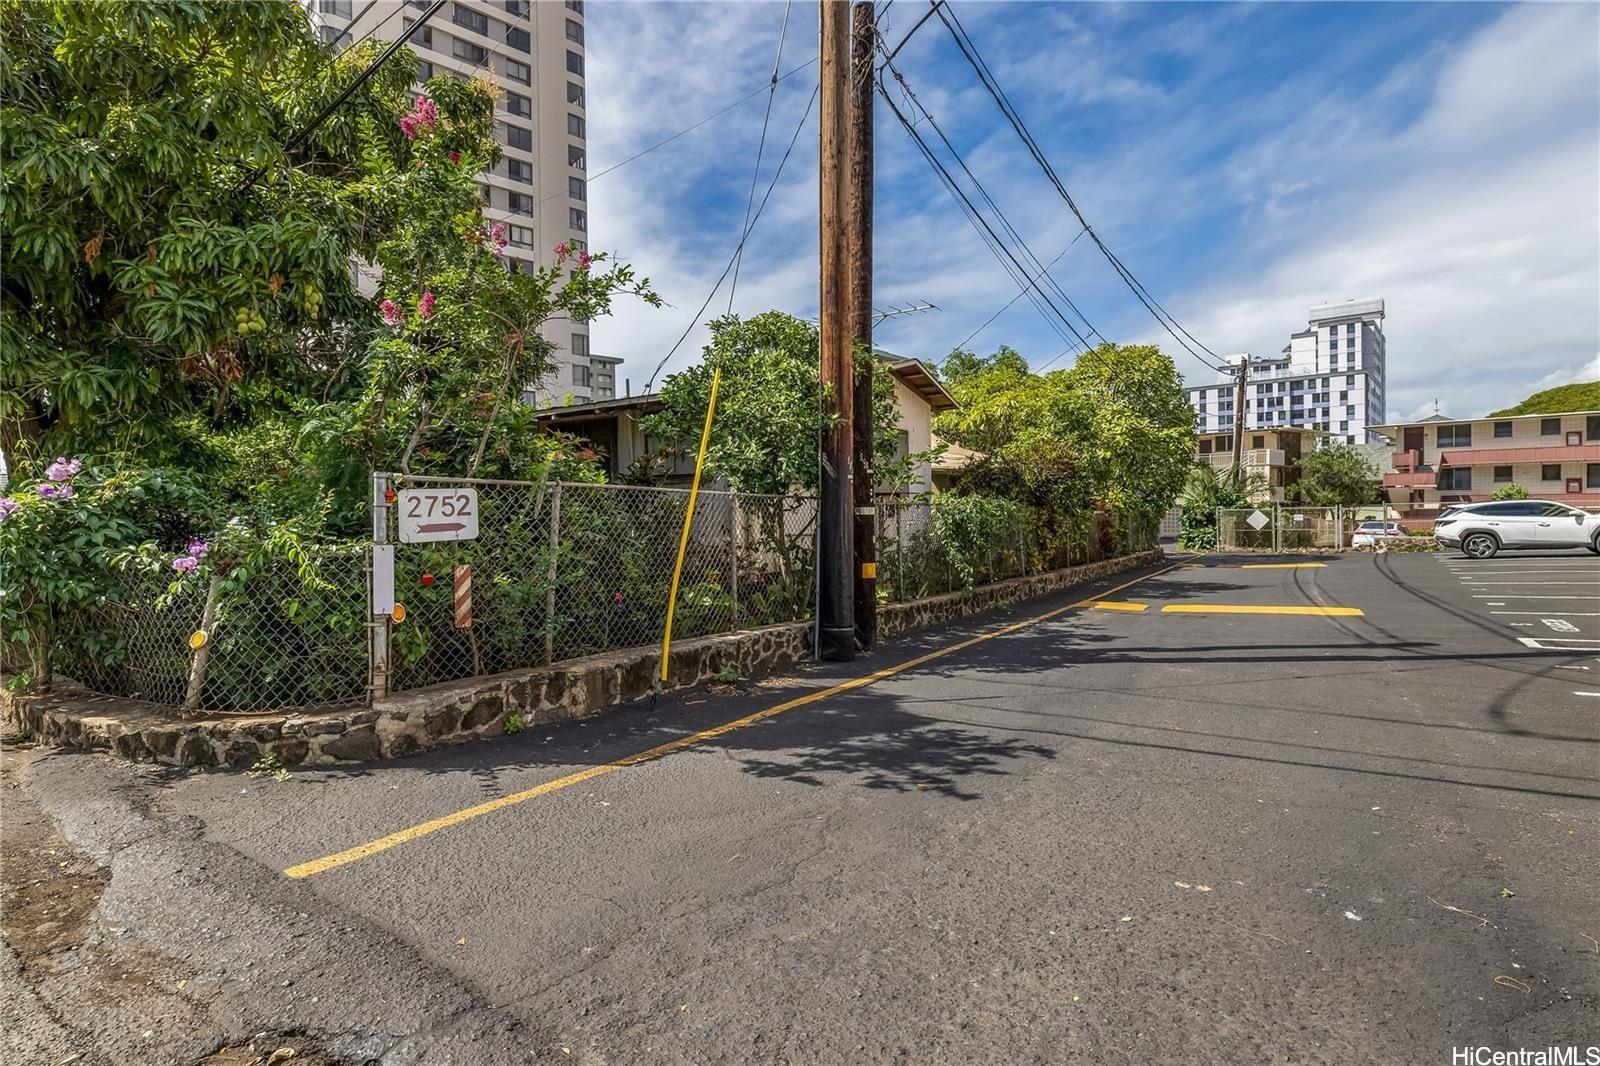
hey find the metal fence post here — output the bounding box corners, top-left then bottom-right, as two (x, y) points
(1335, 504), (1344, 550)
(895, 503), (905, 602)
(369, 472), (391, 703)
(543, 481), (563, 665)
(730, 494), (741, 628)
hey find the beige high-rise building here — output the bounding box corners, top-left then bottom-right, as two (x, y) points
(304, 0), (593, 401)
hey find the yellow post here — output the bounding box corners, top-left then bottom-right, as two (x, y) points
(659, 367), (723, 684)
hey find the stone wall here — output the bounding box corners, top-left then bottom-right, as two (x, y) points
(3, 549), (1162, 768)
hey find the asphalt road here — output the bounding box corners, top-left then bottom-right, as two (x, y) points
(106, 553), (1600, 1060)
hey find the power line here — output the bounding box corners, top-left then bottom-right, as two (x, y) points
(729, 0), (793, 313)
(932, 1), (1227, 373)
(644, 81), (821, 393)
(879, 81), (1091, 355)
(950, 230), (1085, 354)
(880, 51), (1100, 346)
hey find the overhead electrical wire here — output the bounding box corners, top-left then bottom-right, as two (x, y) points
(930, 1), (1228, 374)
(729, 0), (794, 312)
(949, 230), (1085, 355)
(643, 81), (821, 393)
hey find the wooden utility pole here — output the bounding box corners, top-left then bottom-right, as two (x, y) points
(1230, 357), (1248, 471)
(848, 2), (877, 650)
(817, 0), (855, 662)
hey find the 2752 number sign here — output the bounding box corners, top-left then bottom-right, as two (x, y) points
(396, 487), (480, 543)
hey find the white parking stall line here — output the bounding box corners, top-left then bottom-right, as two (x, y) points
(1473, 595), (1600, 599)
(1517, 637), (1600, 649)
(1491, 611), (1600, 616)
(1460, 581), (1600, 586)
(1574, 691), (1600, 698)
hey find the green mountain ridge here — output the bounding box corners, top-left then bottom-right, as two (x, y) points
(1488, 380), (1600, 416)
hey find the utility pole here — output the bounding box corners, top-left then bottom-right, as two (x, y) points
(1230, 356), (1248, 471)
(817, 0), (855, 662)
(848, 1), (877, 651)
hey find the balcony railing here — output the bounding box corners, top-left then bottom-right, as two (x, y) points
(1391, 449), (1420, 472)
(1205, 448), (1285, 469)
(1382, 471), (1437, 489)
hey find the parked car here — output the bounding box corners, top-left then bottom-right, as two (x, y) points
(1351, 521), (1406, 548)
(1433, 500), (1600, 558)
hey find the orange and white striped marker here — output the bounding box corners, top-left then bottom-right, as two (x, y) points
(453, 565), (473, 629)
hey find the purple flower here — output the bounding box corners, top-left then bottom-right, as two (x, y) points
(417, 291), (436, 320)
(187, 540), (210, 558)
(0, 497), (18, 521)
(172, 555), (198, 574)
(45, 456), (82, 482)
(380, 299), (403, 326)
(38, 483), (60, 499)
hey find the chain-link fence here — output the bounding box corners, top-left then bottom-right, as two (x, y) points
(1217, 504), (1416, 552)
(54, 548), (368, 713)
(382, 477), (816, 693)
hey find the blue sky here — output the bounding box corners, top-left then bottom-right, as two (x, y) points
(584, 1), (1599, 419)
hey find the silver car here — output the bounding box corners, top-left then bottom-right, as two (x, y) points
(1433, 500), (1600, 558)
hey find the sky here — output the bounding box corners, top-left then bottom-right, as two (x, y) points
(583, 1), (1600, 421)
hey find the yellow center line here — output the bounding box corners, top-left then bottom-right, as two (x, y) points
(1240, 563), (1327, 569)
(283, 558), (1194, 879)
(1161, 604), (1363, 616)
(1089, 601), (1149, 611)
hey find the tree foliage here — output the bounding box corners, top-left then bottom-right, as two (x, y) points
(933, 343), (1194, 522)
(1488, 380), (1600, 417)
(1291, 443), (1382, 506)
(1490, 482), (1530, 500)
(1176, 463), (1268, 550)
(638, 312), (907, 495)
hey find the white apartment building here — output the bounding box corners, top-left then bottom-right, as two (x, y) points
(1187, 298), (1388, 445)
(585, 354), (623, 400)
(305, 0), (594, 401)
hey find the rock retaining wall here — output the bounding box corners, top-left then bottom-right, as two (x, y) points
(3, 549), (1162, 768)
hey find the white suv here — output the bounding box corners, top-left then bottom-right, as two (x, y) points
(1434, 500), (1600, 558)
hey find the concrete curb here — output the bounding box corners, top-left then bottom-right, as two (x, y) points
(20, 751), (541, 1064)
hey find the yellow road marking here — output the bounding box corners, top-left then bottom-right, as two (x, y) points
(283, 559), (1193, 879)
(1240, 563), (1327, 569)
(1161, 604), (1362, 616)
(1089, 601), (1148, 611)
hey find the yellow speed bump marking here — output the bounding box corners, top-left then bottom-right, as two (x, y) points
(1161, 604), (1362, 616)
(1089, 601), (1148, 611)
(1240, 563), (1328, 569)
(282, 558), (1191, 880)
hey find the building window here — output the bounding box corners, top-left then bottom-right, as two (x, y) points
(505, 0), (529, 14)
(452, 3), (489, 35)
(569, 207), (587, 231)
(571, 333), (589, 357)
(317, 25), (351, 45)
(566, 0), (584, 13)
(568, 176), (585, 201)
(480, 183), (493, 207)
(1346, 322), (1355, 333)
(506, 224), (535, 248)
(566, 18), (584, 43)
(567, 113), (585, 137)
(1437, 424), (1472, 448)
(567, 50), (584, 76)
(1541, 464), (1561, 481)
(504, 124), (532, 151)
(506, 158), (533, 184)
(508, 191), (533, 216)
(1541, 417), (1561, 435)
(402, 18), (434, 46)
(572, 364), (592, 387)
(506, 91), (532, 117)
(506, 57), (531, 83)
(1589, 463), (1600, 489)
(569, 144), (586, 170)
(567, 81), (585, 107)
(1493, 420), (1513, 438)
(506, 27), (530, 52)
(1588, 415), (1600, 441)
(417, 60), (436, 80)
(1439, 468), (1472, 491)
(452, 38), (487, 64)
(319, 0), (353, 16)
(1493, 465), (1513, 483)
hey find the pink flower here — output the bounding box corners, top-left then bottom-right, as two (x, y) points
(380, 299), (403, 325)
(45, 456), (82, 482)
(399, 115), (420, 141)
(449, 150), (461, 165)
(553, 242), (570, 263)
(0, 497), (18, 521)
(415, 158), (425, 170)
(488, 222), (507, 252)
(417, 291), (436, 320)
(577, 251), (591, 271)
(172, 555), (198, 574)
(413, 95), (438, 128)
(187, 540), (210, 558)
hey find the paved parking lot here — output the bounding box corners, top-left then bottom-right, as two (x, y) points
(132, 549), (1597, 1063)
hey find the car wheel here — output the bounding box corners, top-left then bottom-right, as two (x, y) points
(1590, 534), (1600, 556)
(1462, 532), (1499, 559)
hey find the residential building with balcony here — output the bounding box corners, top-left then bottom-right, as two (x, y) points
(1372, 411), (1600, 514)
(1186, 298), (1388, 446)
(1194, 426), (1327, 502)
(305, 0), (592, 401)
(587, 354), (623, 400)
